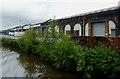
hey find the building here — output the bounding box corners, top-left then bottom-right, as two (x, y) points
(3, 6), (120, 38)
(56, 6), (120, 37)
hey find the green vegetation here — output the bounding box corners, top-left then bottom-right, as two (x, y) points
(2, 38), (18, 47)
(1, 20), (120, 79)
(84, 43), (120, 79)
(17, 28), (38, 53)
(0, 30), (4, 34)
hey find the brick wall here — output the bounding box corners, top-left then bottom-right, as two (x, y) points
(71, 36), (120, 51)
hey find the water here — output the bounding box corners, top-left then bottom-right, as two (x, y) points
(1, 46), (82, 78)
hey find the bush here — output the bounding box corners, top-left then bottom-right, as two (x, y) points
(83, 42), (120, 79)
(52, 33), (76, 71)
(37, 20), (120, 79)
(37, 20), (77, 71)
(74, 45), (86, 72)
(17, 28), (38, 53)
(2, 37), (18, 47)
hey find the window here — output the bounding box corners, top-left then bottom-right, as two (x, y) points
(74, 30), (79, 36)
(111, 29), (116, 37)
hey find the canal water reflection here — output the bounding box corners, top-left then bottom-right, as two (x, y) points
(1, 46), (83, 78)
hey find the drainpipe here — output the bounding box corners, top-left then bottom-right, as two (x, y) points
(88, 22), (92, 36)
(83, 16), (85, 36)
(105, 20), (109, 37)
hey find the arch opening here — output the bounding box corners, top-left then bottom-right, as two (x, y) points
(73, 23), (81, 36)
(109, 20), (116, 37)
(65, 24), (71, 35)
(85, 23), (88, 36)
(55, 26), (59, 33)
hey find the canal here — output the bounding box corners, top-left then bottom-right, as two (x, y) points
(1, 46), (83, 78)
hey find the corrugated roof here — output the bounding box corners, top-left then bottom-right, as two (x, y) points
(57, 6), (120, 20)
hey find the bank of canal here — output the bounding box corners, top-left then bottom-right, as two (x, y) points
(1, 46), (83, 78)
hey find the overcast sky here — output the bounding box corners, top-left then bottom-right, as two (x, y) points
(0, 0), (120, 30)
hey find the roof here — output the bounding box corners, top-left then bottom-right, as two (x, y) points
(34, 25), (50, 28)
(57, 6), (120, 20)
(9, 19), (52, 30)
(30, 19), (52, 26)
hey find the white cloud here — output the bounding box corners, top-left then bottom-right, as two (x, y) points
(50, 1), (118, 19)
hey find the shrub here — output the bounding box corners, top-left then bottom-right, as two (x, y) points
(83, 42), (120, 79)
(52, 33), (76, 71)
(37, 20), (120, 79)
(17, 28), (38, 53)
(74, 45), (86, 72)
(37, 20), (77, 71)
(2, 37), (18, 47)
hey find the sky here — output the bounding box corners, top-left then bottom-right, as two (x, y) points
(0, 0), (120, 30)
